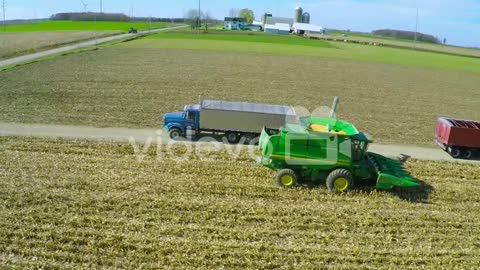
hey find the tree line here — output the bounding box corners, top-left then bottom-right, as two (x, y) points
(50, 12), (185, 23)
(373, 29), (442, 44)
(51, 12), (130, 21)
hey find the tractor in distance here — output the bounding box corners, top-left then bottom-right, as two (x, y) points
(257, 99), (420, 192)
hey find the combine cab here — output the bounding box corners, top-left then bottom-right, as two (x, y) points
(258, 115), (419, 192)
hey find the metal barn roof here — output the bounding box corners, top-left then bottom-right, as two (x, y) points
(201, 100), (296, 116)
(266, 17), (294, 26)
(293, 23), (324, 32)
(264, 23), (291, 32)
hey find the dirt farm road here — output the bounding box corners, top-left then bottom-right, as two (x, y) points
(1, 122), (478, 164)
(0, 25), (188, 68)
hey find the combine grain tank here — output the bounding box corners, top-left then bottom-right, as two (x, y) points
(435, 117), (480, 159)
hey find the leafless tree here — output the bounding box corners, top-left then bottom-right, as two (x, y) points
(229, 8), (240, 17)
(186, 9), (203, 29)
(203, 11), (214, 32)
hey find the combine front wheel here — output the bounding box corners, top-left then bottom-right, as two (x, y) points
(326, 169), (353, 193)
(275, 169), (298, 188)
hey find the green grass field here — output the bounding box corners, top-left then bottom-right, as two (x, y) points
(3, 20), (174, 32)
(149, 32), (480, 73)
(151, 30), (334, 48)
(0, 137), (479, 268)
(322, 31), (480, 58)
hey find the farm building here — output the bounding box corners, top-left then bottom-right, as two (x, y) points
(224, 17), (247, 30)
(266, 17), (294, 27)
(293, 23), (325, 34)
(264, 23), (291, 35)
(259, 7), (323, 35)
(252, 20), (263, 27)
(244, 24), (262, 32)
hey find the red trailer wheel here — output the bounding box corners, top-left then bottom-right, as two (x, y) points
(449, 147), (462, 158)
(463, 150), (473, 159)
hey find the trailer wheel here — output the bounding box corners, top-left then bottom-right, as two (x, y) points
(169, 128), (182, 140)
(226, 132), (240, 144)
(326, 169), (354, 193)
(463, 149), (473, 160)
(449, 147), (462, 159)
(275, 169), (298, 188)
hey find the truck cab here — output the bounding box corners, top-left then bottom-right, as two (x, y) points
(163, 104), (200, 139)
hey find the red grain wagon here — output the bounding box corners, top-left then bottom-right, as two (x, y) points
(435, 117), (480, 159)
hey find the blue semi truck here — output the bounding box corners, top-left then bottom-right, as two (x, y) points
(163, 100), (296, 143)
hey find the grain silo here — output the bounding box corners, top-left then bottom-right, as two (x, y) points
(262, 12), (272, 28)
(294, 7), (303, 23)
(302, 12), (311, 24)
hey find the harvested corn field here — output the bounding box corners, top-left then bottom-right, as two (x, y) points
(0, 31), (121, 59)
(1, 137), (479, 268)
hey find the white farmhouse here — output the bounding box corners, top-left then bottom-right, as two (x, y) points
(224, 17), (247, 30)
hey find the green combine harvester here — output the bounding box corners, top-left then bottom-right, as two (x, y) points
(257, 98), (419, 192)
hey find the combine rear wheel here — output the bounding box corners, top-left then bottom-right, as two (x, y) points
(326, 169), (354, 193)
(275, 169), (298, 188)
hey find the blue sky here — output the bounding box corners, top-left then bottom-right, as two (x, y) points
(3, 0), (480, 47)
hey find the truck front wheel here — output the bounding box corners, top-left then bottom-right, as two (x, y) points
(169, 128), (182, 140)
(275, 169), (298, 188)
(326, 169), (354, 192)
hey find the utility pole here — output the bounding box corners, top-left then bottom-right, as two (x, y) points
(100, 0), (103, 13)
(94, 1), (98, 47)
(197, 0), (201, 34)
(81, 0), (88, 13)
(414, 6), (419, 50)
(2, 0), (6, 32)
